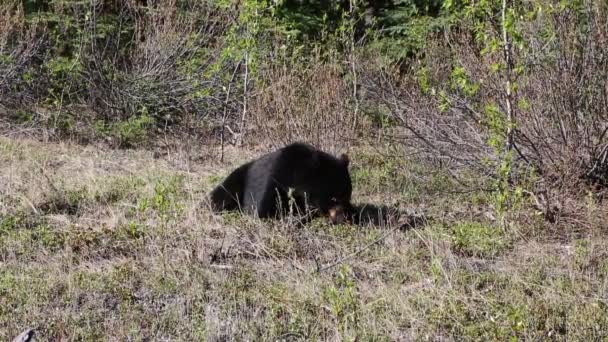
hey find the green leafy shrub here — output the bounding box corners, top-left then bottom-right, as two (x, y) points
(95, 112), (155, 148)
(452, 222), (511, 258)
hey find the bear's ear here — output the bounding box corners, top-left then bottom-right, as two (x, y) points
(339, 153), (350, 167)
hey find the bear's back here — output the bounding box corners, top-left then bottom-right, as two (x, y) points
(242, 150), (281, 214)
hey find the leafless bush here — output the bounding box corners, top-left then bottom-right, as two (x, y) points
(363, 1), (608, 198)
(250, 62), (357, 153)
(0, 2), (47, 109)
(516, 1), (608, 189)
(0, 0), (239, 141)
(82, 0), (234, 126)
(360, 47), (500, 186)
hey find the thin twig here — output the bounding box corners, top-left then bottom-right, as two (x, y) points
(238, 52), (249, 146)
(220, 61), (242, 162)
(316, 224), (402, 273)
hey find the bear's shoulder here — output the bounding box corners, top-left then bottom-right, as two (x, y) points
(280, 142), (316, 155)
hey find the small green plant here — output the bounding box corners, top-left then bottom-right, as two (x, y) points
(363, 105), (397, 129)
(37, 185), (89, 216)
(95, 110), (155, 148)
(323, 264), (360, 340)
(94, 176), (145, 204)
(51, 112), (77, 135)
(452, 221), (511, 258)
(72, 270), (106, 292)
(137, 176), (185, 225)
(573, 239), (592, 271)
(0, 212), (30, 233)
(33, 223), (65, 251)
(66, 187), (89, 208)
(118, 221), (146, 241)
(44, 55), (83, 107)
(115, 111), (155, 147)
(350, 152), (406, 195)
(429, 256), (445, 284)
(11, 110), (34, 123)
(207, 173), (224, 186)
(219, 266), (257, 302)
(152, 177), (184, 219)
(108, 262), (140, 302)
(450, 65), (480, 97)
(65, 227), (103, 256)
(1, 220), (65, 256)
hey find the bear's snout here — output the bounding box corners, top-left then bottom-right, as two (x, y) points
(328, 204), (353, 225)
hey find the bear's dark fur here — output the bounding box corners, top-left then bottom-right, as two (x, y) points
(209, 142), (353, 223)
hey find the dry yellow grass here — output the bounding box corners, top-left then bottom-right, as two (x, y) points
(1, 137), (608, 341)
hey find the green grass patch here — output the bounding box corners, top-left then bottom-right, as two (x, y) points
(94, 113), (155, 148)
(38, 185), (89, 216)
(0, 215), (65, 259)
(94, 176), (146, 204)
(137, 175), (185, 219)
(452, 222), (511, 258)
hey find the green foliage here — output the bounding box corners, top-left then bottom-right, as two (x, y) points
(271, 0), (351, 41)
(267, 0), (450, 65)
(32, 223), (65, 250)
(442, 0), (538, 224)
(23, 2), (89, 106)
(0, 215), (65, 257)
(94, 176), (146, 204)
(362, 103), (397, 128)
(138, 176), (185, 224)
(95, 112), (155, 148)
(0, 212), (34, 233)
(437, 90), (451, 112)
(323, 264), (360, 339)
(480, 101), (526, 223)
(483, 103), (506, 151)
(220, 0), (273, 74)
(152, 178), (183, 218)
(37, 185), (89, 215)
(108, 262), (140, 302)
(118, 221), (146, 241)
(3, 0), (230, 139)
(262, 282), (313, 338)
(114, 114), (155, 147)
(67, 186), (88, 205)
(375, 5), (450, 63)
(452, 221), (511, 258)
(450, 65), (479, 97)
(43, 56), (82, 104)
(416, 66), (431, 93)
(351, 151), (407, 194)
(219, 266), (257, 301)
(10, 110), (35, 124)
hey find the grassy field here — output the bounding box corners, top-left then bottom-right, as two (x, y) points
(1, 136), (608, 341)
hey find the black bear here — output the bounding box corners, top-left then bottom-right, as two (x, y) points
(209, 142), (353, 224)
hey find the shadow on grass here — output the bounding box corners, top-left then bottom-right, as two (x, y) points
(350, 202), (428, 231)
(203, 196), (429, 231)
